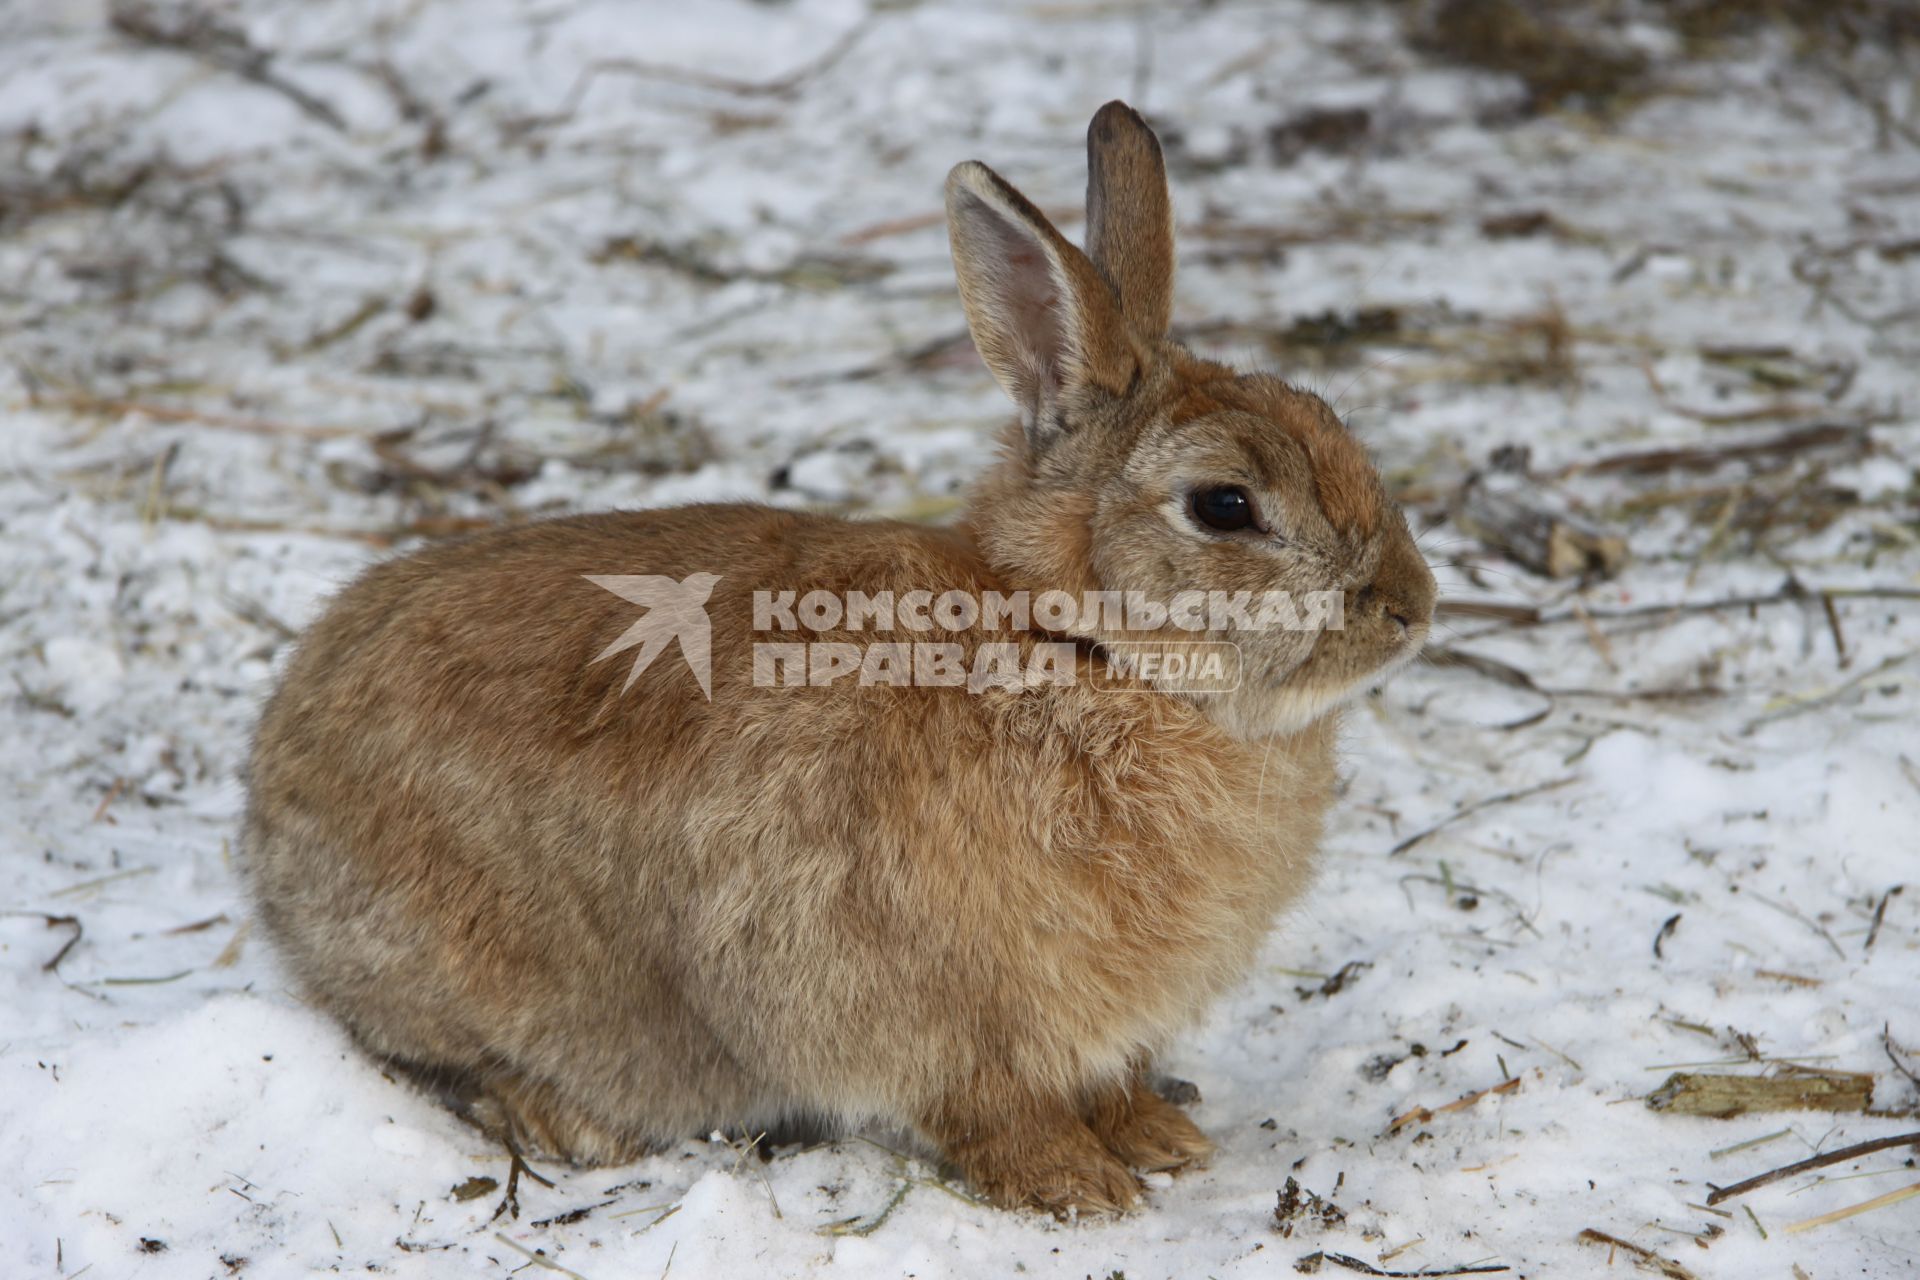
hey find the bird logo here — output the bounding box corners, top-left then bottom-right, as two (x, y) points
(584, 573), (722, 699)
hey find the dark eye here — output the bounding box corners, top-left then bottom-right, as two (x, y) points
(1190, 485), (1257, 533)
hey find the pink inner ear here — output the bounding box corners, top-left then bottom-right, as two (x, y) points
(998, 245), (1068, 397)
(953, 184), (1086, 411)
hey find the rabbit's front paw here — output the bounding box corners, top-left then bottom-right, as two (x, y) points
(929, 1100), (1144, 1217)
(1086, 1079), (1213, 1174)
(969, 1133), (1143, 1217)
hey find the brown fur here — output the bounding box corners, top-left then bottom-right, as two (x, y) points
(244, 103), (1434, 1215)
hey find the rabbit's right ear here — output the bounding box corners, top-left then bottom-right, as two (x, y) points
(1085, 101), (1174, 341)
(946, 160), (1136, 446)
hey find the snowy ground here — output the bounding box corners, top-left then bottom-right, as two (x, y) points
(3, 1), (1918, 1276)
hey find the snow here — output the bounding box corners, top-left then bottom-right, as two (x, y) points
(2, 1), (1917, 1277)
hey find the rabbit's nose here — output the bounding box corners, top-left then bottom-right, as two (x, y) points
(1355, 582), (1424, 636)
(1362, 541), (1438, 637)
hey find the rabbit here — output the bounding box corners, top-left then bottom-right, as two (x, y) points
(243, 100), (1435, 1216)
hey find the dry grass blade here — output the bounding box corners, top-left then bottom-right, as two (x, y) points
(821, 1180), (912, 1237)
(1747, 646), (1920, 729)
(1781, 1180), (1920, 1234)
(1446, 584), (1920, 637)
(51, 866), (156, 898)
(1424, 646), (1722, 706)
(1708, 1128), (1792, 1161)
(1435, 600), (1542, 624)
(491, 1232), (591, 1280)
(43, 393), (368, 440)
(1390, 777), (1578, 856)
(90, 776), (127, 824)
(1744, 891), (1848, 959)
(212, 919), (251, 968)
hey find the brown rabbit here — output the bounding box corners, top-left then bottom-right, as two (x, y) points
(244, 101), (1435, 1216)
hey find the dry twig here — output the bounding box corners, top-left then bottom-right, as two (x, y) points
(1295, 1252), (1508, 1276)
(1865, 885), (1904, 953)
(1386, 1077), (1520, 1135)
(109, 0), (346, 131)
(512, 18), (874, 135)
(1389, 777), (1578, 856)
(1705, 1130), (1920, 1205)
(31, 914), (84, 975)
(1556, 423), (1869, 478)
(1574, 1229), (1697, 1280)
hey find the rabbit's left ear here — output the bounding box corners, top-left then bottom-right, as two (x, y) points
(946, 159), (1137, 443)
(1085, 100), (1174, 341)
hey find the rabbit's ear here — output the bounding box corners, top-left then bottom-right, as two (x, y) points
(946, 159), (1136, 444)
(1085, 101), (1173, 341)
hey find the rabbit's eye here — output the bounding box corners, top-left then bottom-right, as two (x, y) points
(1190, 486), (1257, 533)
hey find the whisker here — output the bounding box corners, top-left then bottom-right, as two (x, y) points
(1254, 734), (1278, 818)
(1331, 350), (1411, 414)
(1434, 562), (1524, 583)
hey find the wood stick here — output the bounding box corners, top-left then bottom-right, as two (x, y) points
(1820, 593), (1850, 668)
(1454, 474), (1627, 579)
(1299, 1252), (1509, 1277)
(1574, 1229), (1697, 1280)
(1554, 422), (1867, 478)
(1705, 1131), (1920, 1205)
(1386, 1077), (1521, 1134)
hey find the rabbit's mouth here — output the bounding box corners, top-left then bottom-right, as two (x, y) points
(1185, 611), (1431, 740)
